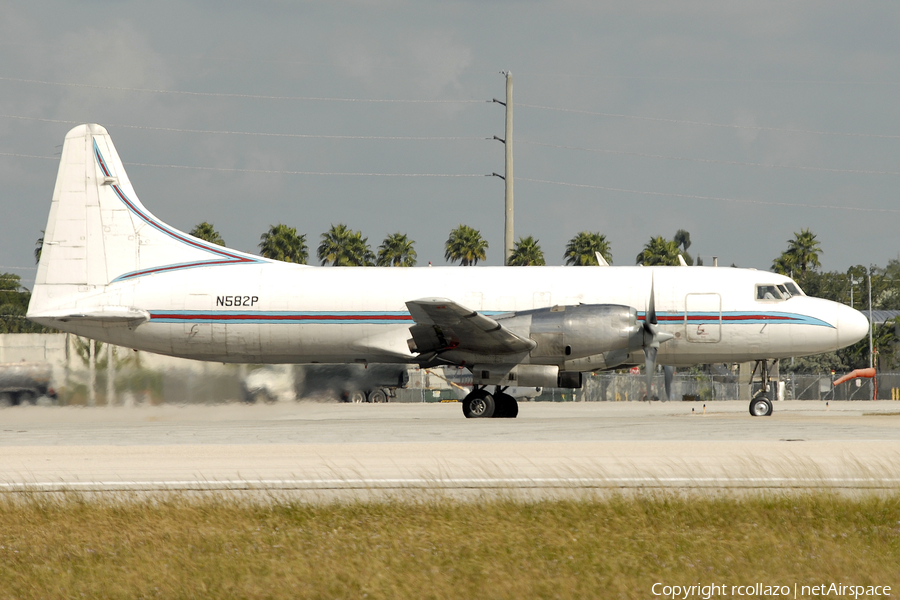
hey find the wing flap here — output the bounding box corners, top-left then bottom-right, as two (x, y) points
(405, 297), (535, 356)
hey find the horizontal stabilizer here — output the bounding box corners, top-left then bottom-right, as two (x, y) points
(30, 306), (151, 328)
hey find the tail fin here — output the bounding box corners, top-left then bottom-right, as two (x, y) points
(29, 124), (263, 317)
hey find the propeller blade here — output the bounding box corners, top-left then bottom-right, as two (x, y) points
(644, 346), (657, 401)
(663, 365), (674, 402)
(641, 273), (674, 401)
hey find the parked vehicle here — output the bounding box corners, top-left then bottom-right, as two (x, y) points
(0, 362), (57, 406)
(241, 363), (409, 403)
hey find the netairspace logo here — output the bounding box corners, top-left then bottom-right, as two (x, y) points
(651, 582), (892, 599)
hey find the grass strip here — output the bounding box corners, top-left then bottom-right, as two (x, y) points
(1, 492), (898, 599)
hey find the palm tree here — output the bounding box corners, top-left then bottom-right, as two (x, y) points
(785, 228), (822, 274)
(445, 224), (488, 266)
(258, 224), (308, 264)
(377, 233), (417, 267)
(771, 253), (796, 277)
(345, 231), (375, 266)
(318, 224), (374, 266)
(508, 236), (545, 266)
(636, 236), (681, 266)
(674, 229), (693, 265)
(317, 223), (353, 265)
(189, 222), (225, 246)
(564, 232), (612, 266)
(34, 231), (44, 264)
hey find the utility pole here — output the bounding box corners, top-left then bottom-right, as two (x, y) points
(868, 268), (875, 399)
(492, 71), (514, 264)
(88, 339), (96, 407)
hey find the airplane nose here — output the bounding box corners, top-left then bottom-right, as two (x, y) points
(836, 304), (869, 349)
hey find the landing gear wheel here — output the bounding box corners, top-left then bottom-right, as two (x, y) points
(462, 389), (495, 418)
(749, 395), (773, 417)
(493, 393), (518, 418)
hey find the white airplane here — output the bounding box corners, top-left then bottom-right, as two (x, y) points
(27, 124), (869, 418)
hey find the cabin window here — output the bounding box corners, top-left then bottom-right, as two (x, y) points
(756, 285), (783, 301)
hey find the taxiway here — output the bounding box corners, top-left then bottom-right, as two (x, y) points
(2, 400), (899, 496)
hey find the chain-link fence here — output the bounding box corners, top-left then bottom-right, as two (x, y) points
(536, 372), (739, 403)
(533, 371), (900, 402)
(781, 372), (899, 401)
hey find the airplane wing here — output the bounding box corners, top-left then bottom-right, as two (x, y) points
(405, 297), (536, 358)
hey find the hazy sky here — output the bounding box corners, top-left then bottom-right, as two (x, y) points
(2, 1), (900, 288)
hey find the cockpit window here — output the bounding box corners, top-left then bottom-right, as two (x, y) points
(777, 284), (791, 299)
(756, 285), (783, 301)
(785, 281), (804, 296)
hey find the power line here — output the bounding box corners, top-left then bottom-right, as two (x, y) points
(3, 147), (895, 181)
(0, 151), (55, 161)
(0, 114), (485, 141)
(4, 52), (897, 86)
(126, 162), (488, 176)
(8, 141), (896, 179)
(1, 152), (487, 178)
(5, 76), (898, 139)
(519, 140), (900, 176)
(518, 103), (900, 139)
(512, 71), (900, 86)
(519, 177), (900, 214)
(0, 150), (490, 177)
(0, 76), (486, 103)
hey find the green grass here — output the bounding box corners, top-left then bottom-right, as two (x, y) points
(1, 493), (898, 599)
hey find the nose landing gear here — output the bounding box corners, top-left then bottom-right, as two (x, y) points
(748, 359), (775, 417)
(749, 394), (773, 417)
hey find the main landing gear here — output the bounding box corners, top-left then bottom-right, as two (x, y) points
(748, 359), (775, 417)
(462, 386), (518, 419)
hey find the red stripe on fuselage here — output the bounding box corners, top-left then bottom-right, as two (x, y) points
(151, 313), (414, 321)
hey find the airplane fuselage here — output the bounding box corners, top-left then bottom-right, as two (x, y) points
(33, 261), (865, 368)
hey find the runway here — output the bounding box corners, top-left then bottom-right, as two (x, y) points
(2, 400), (900, 496)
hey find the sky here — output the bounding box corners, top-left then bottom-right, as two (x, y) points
(2, 1), (900, 289)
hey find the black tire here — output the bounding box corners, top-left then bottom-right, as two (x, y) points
(254, 390), (274, 404)
(368, 389), (388, 404)
(348, 390), (367, 404)
(463, 390), (495, 418)
(493, 393), (518, 418)
(749, 396), (773, 417)
(18, 391), (36, 405)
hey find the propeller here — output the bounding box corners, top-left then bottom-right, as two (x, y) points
(643, 275), (674, 400)
(663, 365), (674, 402)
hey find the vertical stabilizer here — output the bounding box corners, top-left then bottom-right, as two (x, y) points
(29, 124), (263, 317)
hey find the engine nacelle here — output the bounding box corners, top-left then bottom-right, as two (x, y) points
(500, 304), (643, 366)
(471, 364), (584, 388)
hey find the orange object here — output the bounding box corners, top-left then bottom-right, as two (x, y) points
(833, 367), (877, 400)
(832, 368), (876, 386)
